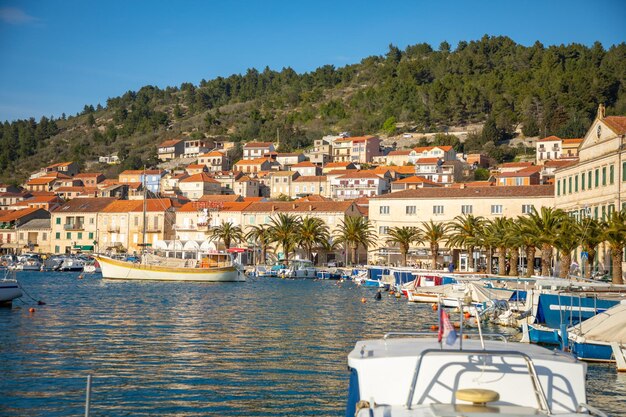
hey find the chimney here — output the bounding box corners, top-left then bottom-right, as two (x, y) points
(460, 183), (466, 189)
(292, 203), (297, 209)
(272, 205), (276, 212)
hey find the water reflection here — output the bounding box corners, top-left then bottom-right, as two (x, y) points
(0, 272), (623, 416)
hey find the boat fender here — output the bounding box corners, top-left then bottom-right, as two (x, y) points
(430, 325), (439, 331)
(29, 308), (35, 313)
(431, 304), (438, 311)
(361, 297), (367, 303)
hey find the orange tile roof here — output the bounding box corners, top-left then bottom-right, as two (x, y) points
(119, 170), (163, 176)
(387, 166), (417, 175)
(101, 199), (173, 213)
(0, 207), (42, 222)
(55, 186), (87, 192)
(234, 158), (272, 165)
(375, 185), (554, 199)
(500, 162), (534, 168)
(41, 172), (72, 179)
(603, 116), (626, 135)
(179, 173), (219, 183)
(46, 161), (73, 169)
(295, 195), (331, 202)
(336, 170), (384, 179)
(294, 176), (327, 182)
(186, 164), (207, 169)
(449, 181), (495, 188)
(158, 139), (182, 147)
(198, 194), (243, 203)
(200, 151), (224, 157)
(56, 197), (118, 213)
(243, 141), (273, 148)
(387, 150), (412, 156)
(27, 177), (57, 185)
(543, 159), (579, 168)
(393, 176), (440, 185)
(74, 172), (103, 179)
(537, 135), (561, 143)
(292, 161), (316, 167)
(561, 138), (583, 145)
(335, 135), (377, 143)
(324, 162), (354, 168)
(243, 201), (355, 213)
(243, 197), (264, 202)
(414, 158), (440, 164)
(496, 166), (542, 178)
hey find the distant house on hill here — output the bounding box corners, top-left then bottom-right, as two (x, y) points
(243, 142), (275, 160)
(157, 139), (184, 161)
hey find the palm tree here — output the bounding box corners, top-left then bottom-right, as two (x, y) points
(483, 217), (510, 275)
(245, 224), (272, 265)
(504, 218), (525, 277)
(524, 207), (567, 276)
(334, 216), (376, 266)
(553, 216), (581, 278)
(210, 220), (243, 249)
(299, 216), (330, 263)
(603, 210), (626, 285)
(267, 213), (302, 263)
(385, 226), (421, 266)
(516, 216), (541, 277)
(420, 221), (448, 270)
(447, 214), (484, 272)
(578, 217), (604, 278)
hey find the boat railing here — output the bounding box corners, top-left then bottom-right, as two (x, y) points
(577, 402), (609, 417)
(382, 332), (508, 342)
(405, 348), (551, 414)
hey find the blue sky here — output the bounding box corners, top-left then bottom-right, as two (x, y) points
(1, 0), (624, 122)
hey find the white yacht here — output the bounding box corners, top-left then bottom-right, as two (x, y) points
(346, 332), (606, 417)
(0, 273), (22, 304)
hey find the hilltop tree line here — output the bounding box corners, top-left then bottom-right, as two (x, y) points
(1, 36), (625, 180)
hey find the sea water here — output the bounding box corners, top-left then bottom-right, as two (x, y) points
(0, 272), (624, 416)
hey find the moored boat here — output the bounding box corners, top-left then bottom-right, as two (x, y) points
(346, 331), (606, 417)
(0, 272), (22, 304)
(95, 252), (243, 282)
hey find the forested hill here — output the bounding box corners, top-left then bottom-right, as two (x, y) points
(1, 36), (625, 182)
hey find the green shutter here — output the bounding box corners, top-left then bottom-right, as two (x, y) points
(89, 232), (94, 239)
(55, 232), (60, 239)
(56, 217), (61, 225)
(610, 165), (614, 184)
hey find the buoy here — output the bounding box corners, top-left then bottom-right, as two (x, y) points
(29, 308), (35, 313)
(463, 334), (470, 339)
(78, 274), (83, 279)
(464, 312), (471, 319)
(361, 297), (367, 303)
(430, 325), (439, 331)
(431, 304), (438, 311)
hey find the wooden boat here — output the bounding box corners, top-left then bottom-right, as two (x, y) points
(96, 252), (243, 282)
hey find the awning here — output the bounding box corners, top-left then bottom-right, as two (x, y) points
(73, 245), (94, 251)
(227, 248), (246, 253)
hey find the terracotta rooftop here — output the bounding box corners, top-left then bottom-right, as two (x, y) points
(603, 116), (626, 135)
(243, 141), (273, 148)
(294, 175), (327, 182)
(500, 162), (534, 168)
(235, 158), (272, 165)
(335, 135), (377, 143)
(561, 138), (583, 145)
(291, 161), (316, 168)
(543, 159), (579, 168)
(26, 177), (57, 185)
(200, 151), (224, 157)
(158, 139), (182, 147)
(295, 195), (331, 202)
(495, 166), (542, 178)
(413, 145), (453, 152)
(337, 170), (385, 179)
(393, 176), (440, 185)
(187, 164), (206, 169)
(537, 135), (561, 143)
(56, 197), (118, 213)
(374, 185), (554, 199)
(243, 201), (355, 213)
(324, 162), (354, 168)
(74, 173), (103, 179)
(449, 181), (495, 188)
(198, 194), (243, 203)
(0, 207), (43, 222)
(101, 199), (173, 213)
(179, 173), (219, 183)
(119, 170), (163, 176)
(413, 157), (440, 164)
(387, 150), (412, 156)
(46, 161), (73, 169)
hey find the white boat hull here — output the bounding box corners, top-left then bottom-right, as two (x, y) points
(0, 281), (22, 302)
(96, 256), (244, 282)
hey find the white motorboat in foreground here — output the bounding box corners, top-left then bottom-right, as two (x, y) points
(347, 332), (606, 417)
(0, 274), (22, 304)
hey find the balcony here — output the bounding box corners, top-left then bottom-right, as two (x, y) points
(64, 223), (84, 231)
(141, 226), (162, 233)
(107, 225), (120, 232)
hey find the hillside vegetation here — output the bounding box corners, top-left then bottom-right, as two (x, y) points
(1, 36), (625, 182)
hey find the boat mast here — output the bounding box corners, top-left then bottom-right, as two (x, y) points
(142, 167), (147, 259)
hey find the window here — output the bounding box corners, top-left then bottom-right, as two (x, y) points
(134, 216), (139, 226)
(90, 217), (94, 225)
(378, 226), (389, 234)
(66, 232), (71, 239)
(522, 204), (534, 214)
(461, 205), (473, 214)
(595, 169), (599, 188)
(55, 232), (60, 239)
(568, 177), (572, 194)
(602, 167), (607, 186)
(249, 216), (255, 224)
(562, 179), (567, 195)
(19, 232), (24, 240)
(491, 205), (503, 215)
(581, 172), (585, 190)
(575, 176), (578, 192)
(594, 206), (599, 219)
(77, 232), (82, 239)
(433, 205), (444, 215)
(609, 165), (614, 185)
(88, 232), (93, 239)
(54, 245), (60, 253)
(588, 171), (592, 189)
(623, 162), (626, 181)
(515, 177), (524, 186)
(602, 205), (606, 220)
(406, 206), (416, 215)
(380, 206), (390, 215)
(42, 233), (47, 241)
(557, 181), (561, 196)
